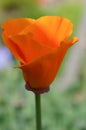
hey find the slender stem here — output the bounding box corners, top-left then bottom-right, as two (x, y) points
(35, 94), (42, 130)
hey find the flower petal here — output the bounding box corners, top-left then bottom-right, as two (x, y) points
(2, 18), (35, 63)
(2, 18), (35, 36)
(70, 37), (79, 44)
(9, 34), (53, 64)
(2, 34), (25, 63)
(17, 39), (76, 89)
(27, 16), (73, 48)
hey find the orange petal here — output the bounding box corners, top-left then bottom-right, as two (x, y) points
(37, 16), (73, 40)
(70, 37), (79, 44)
(18, 40), (73, 89)
(2, 18), (35, 63)
(61, 37), (78, 47)
(9, 34), (53, 64)
(2, 34), (25, 63)
(2, 18), (35, 36)
(27, 16), (73, 48)
(17, 36), (78, 89)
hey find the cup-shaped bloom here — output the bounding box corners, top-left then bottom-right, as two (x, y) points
(2, 16), (78, 91)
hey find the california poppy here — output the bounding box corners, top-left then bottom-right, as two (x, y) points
(2, 16), (78, 93)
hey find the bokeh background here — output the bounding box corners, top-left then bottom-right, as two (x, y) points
(0, 0), (86, 130)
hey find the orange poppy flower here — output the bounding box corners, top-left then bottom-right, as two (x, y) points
(2, 16), (78, 94)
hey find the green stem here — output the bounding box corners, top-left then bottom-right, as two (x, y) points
(35, 94), (42, 130)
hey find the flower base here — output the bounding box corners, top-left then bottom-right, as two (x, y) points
(25, 84), (50, 94)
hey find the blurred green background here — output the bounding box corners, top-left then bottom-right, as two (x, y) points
(0, 0), (86, 130)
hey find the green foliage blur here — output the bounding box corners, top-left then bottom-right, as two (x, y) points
(0, 0), (86, 130)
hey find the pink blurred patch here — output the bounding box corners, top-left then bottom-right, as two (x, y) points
(0, 46), (13, 70)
